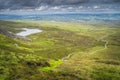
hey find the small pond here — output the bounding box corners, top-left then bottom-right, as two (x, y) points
(16, 28), (42, 37)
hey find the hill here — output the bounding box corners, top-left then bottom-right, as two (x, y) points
(0, 20), (120, 80)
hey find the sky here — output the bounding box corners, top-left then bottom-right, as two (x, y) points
(0, 0), (120, 14)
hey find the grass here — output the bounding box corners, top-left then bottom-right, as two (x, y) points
(0, 20), (120, 80)
(39, 60), (62, 71)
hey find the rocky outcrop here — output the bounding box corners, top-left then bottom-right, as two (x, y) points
(0, 26), (32, 41)
(0, 26), (14, 37)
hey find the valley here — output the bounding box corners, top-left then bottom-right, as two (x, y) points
(0, 20), (120, 80)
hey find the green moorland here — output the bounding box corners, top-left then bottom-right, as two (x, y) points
(0, 20), (120, 80)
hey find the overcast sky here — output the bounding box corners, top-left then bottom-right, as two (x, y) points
(0, 0), (120, 13)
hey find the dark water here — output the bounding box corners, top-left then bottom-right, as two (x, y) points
(0, 13), (120, 22)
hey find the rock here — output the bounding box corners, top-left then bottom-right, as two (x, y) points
(14, 35), (32, 41)
(0, 26), (14, 37)
(0, 26), (33, 41)
(14, 43), (18, 47)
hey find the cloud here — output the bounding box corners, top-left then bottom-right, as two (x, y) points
(51, 6), (60, 10)
(0, 0), (120, 13)
(35, 5), (48, 11)
(94, 6), (99, 9)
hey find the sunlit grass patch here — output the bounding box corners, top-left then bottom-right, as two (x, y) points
(38, 60), (62, 72)
(32, 39), (54, 46)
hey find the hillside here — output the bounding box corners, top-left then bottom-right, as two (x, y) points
(0, 20), (120, 80)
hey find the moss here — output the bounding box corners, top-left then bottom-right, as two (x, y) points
(39, 60), (62, 71)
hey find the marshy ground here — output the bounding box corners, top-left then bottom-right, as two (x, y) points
(0, 20), (120, 80)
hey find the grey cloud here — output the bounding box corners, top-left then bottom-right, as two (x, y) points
(0, 0), (120, 10)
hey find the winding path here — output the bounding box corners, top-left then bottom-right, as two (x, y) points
(62, 53), (74, 61)
(90, 40), (108, 54)
(62, 34), (109, 61)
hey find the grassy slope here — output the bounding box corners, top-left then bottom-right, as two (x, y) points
(0, 20), (120, 80)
